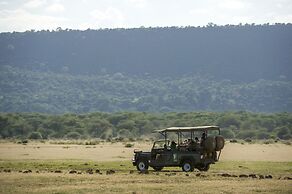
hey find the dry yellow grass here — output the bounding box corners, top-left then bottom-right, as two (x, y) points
(0, 142), (292, 194)
(0, 142), (291, 161)
(0, 173), (291, 194)
(221, 143), (292, 161)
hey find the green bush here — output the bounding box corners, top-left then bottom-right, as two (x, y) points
(257, 131), (270, 139)
(236, 130), (256, 139)
(125, 143), (134, 148)
(221, 128), (235, 139)
(28, 132), (43, 139)
(118, 129), (133, 138)
(277, 126), (291, 140)
(65, 132), (81, 139)
(17, 139), (28, 144)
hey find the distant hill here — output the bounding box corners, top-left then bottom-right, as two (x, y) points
(0, 24), (291, 113)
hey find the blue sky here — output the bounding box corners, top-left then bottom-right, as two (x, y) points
(0, 0), (292, 32)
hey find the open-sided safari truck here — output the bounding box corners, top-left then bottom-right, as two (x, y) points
(132, 126), (225, 172)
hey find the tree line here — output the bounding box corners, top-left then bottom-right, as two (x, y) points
(0, 112), (291, 140)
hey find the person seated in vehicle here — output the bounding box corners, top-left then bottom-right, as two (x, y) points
(164, 143), (168, 150)
(187, 139), (197, 151)
(170, 141), (177, 150)
(181, 139), (188, 146)
(194, 137), (199, 143)
(200, 132), (207, 146)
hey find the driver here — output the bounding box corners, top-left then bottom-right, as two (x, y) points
(170, 141), (177, 150)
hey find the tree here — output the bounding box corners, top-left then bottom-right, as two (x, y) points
(221, 128), (236, 139)
(277, 126), (291, 140)
(65, 131), (81, 139)
(28, 132), (43, 139)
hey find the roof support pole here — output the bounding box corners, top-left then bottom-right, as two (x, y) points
(165, 132), (167, 144)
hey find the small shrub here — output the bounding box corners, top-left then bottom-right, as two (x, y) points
(125, 143), (134, 148)
(116, 137), (124, 142)
(230, 139), (238, 143)
(277, 126), (291, 140)
(85, 140), (99, 145)
(263, 140), (273, 144)
(236, 130), (256, 139)
(257, 132), (270, 139)
(28, 132), (43, 140)
(283, 141), (291, 145)
(128, 137), (135, 142)
(65, 132), (81, 139)
(18, 139), (28, 144)
(244, 138), (252, 143)
(221, 128), (236, 139)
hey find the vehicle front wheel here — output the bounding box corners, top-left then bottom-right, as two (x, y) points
(153, 166), (163, 171)
(197, 164), (210, 171)
(182, 160), (194, 172)
(136, 160), (149, 171)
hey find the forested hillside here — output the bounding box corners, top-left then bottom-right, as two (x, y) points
(0, 24), (292, 113)
(1, 66), (291, 113)
(0, 112), (291, 140)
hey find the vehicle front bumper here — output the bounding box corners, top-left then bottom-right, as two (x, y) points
(132, 158), (137, 166)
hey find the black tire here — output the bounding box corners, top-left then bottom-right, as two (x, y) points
(153, 166), (164, 171)
(181, 160), (194, 172)
(197, 164), (210, 171)
(136, 160), (149, 172)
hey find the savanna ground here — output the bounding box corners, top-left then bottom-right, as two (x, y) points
(0, 141), (292, 193)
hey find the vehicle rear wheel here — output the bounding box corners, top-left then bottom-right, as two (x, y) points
(153, 166), (163, 171)
(197, 164), (210, 171)
(182, 160), (194, 172)
(136, 160), (149, 171)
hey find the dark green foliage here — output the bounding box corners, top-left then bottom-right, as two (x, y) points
(0, 112), (291, 140)
(125, 143), (134, 148)
(237, 130), (257, 139)
(0, 66), (291, 113)
(1, 24), (291, 81)
(276, 126), (291, 140)
(0, 24), (292, 113)
(65, 131), (81, 139)
(221, 128), (236, 139)
(28, 131), (42, 139)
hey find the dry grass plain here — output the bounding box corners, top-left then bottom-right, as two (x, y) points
(1, 141), (292, 161)
(0, 141), (292, 194)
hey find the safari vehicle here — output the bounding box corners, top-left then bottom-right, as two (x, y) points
(132, 126), (224, 172)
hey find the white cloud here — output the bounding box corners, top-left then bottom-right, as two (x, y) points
(272, 14), (292, 23)
(90, 7), (125, 28)
(0, 8), (67, 32)
(219, 0), (247, 10)
(46, 3), (65, 12)
(1, 0), (292, 32)
(127, 0), (147, 8)
(24, 0), (46, 8)
(0, 1), (8, 5)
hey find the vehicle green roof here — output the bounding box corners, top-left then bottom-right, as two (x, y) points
(154, 126), (220, 133)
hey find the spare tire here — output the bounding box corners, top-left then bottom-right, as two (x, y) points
(215, 135), (225, 151)
(203, 136), (216, 153)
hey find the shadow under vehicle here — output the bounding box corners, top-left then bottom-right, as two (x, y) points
(132, 126), (225, 172)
